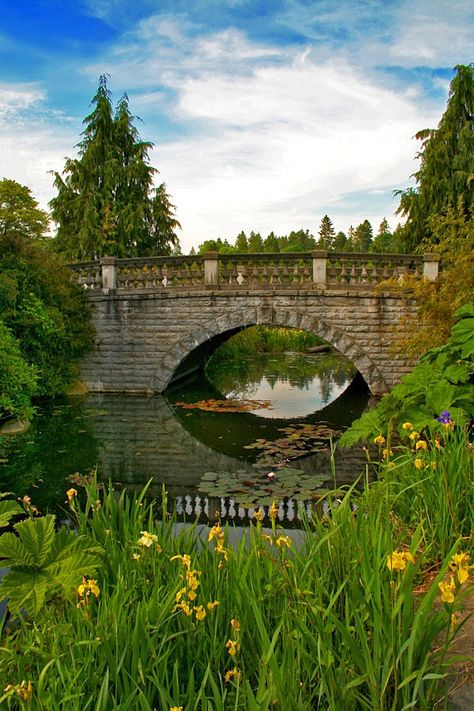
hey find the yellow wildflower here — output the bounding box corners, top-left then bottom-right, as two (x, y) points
(66, 488), (77, 502)
(225, 667), (241, 683)
(4, 681), (33, 701)
(230, 618), (241, 632)
(402, 422), (413, 431)
(415, 440), (428, 451)
(170, 554), (191, 569)
(253, 509), (264, 521)
(449, 552), (474, 585)
(409, 431), (420, 441)
(387, 550), (415, 572)
(373, 434), (386, 445)
(77, 576), (100, 599)
(261, 533), (273, 545)
(138, 531), (158, 547)
(414, 458), (425, 469)
(208, 523), (224, 543)
(382, 448), (393, 459)
(176, 601), (192, 617)
(170, 706), (183, 711)
(451, 612), (460, 628)
(186, 570), (201, 590)
(268, 501), (279, 519)
(215, 538), (229, 560)
(226, 639), (239, 656)
(132, 553), (141, 560)
(275, 535), (292, 548)
(439, 577), (456, 604)
(194, 605), (207, 621)
(207, 600), (220, 610)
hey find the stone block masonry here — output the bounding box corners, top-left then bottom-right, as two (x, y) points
(79, 288), (419, 396)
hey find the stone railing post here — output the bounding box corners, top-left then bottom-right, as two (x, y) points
(312, 249), (327, 287)
(423, 253), (440, 281)
(100, 256), (117, 292)
(203, 251), (219, 286)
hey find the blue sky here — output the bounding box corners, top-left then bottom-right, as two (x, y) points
(1, 0), (473, 251)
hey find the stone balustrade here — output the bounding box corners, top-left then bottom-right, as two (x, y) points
(69, 251), (440, 293)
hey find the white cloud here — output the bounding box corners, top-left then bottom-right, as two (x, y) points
(0, 83), (77, 211)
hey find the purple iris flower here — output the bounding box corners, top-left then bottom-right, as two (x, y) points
(436, 410), (451, 424)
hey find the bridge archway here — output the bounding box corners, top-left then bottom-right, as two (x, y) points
(156, 306), (387, 395)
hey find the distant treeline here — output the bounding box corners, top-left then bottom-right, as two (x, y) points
(192, 216), (406, 255)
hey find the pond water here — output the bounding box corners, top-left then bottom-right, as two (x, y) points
(0, 352), (371, 525)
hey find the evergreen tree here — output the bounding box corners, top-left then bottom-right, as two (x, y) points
(345, 225), (356, 252)
(248, 231), (264, 252)
(333, 231), (347, 251)
(353, 220), (373, 251)
(235, 230), (249, 253)
(396, 64), (474, 252)
(371, 217), (393, 252)
(317, 214), (336, 249)
(263, 231), (280, 252)
(50, 75), (180, 260)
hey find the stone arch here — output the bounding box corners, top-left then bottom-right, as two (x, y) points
(154, 305), (387, 395)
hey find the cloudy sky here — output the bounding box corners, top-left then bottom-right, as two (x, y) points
(1, 1), (473, 252)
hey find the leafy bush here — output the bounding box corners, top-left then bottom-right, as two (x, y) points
(340, 304), (474, 446)
(0, 321), (38, 421)
(0, 179), (95, 419)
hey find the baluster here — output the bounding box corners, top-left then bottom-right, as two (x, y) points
(339, 262), (348, 284)
(349, 262), (357, 284)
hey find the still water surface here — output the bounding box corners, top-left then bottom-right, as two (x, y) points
(0, 352), (370, 523)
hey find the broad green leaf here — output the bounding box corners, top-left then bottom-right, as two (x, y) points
(0, 499), (24, 528)
(12, 514), (56, 566)
(0, 569), (50, 615)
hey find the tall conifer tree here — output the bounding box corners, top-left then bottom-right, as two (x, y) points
(50, 75), (180, 260)
(396, 64), (474, 252)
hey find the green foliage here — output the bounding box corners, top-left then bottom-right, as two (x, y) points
(0, 459), (471, 708)
(317, 214), (336, 249)
(0, 178), (49, 242)
(0, 179), (94, 418)
(0, 321), (38, 421)
(0, 507), (103, 616)
(340, 305), (474, 446)
(50, 75), (181, 260)
(0, 492), (24, 528)
(396, 64), (474, 252)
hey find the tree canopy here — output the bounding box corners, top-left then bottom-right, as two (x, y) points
(0, 179), (94, 421)
(396, 64), (474, 252)
(50, 75), (181, 260)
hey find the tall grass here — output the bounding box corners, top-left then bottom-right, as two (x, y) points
(0, 426), (472, 709)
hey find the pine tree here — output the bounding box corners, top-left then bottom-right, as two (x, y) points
(371, 218), (392, 252)
(317, 214), (336, 249)
(50, 75), (180, 260)
(396, 64), (474, 252)
(353, 220), (373, 251)
(235, 230), (249, 253)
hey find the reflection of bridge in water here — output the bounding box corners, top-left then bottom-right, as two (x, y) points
(71, 250), (440, 397)
(85, 392), (371, 525)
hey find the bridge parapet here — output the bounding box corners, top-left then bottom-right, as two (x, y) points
(69, 251), (439, 293)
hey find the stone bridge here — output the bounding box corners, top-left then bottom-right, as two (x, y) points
(71, 250), (440, 396)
